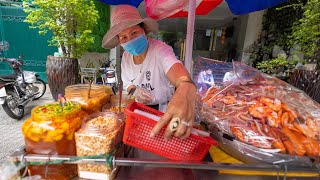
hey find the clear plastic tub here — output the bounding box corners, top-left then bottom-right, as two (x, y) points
(110, 94), (135, 107)
(65, 84), (111, 114)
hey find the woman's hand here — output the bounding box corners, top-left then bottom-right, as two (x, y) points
(127, 85), (155, 104)
(134, 87), (155, 104)
(150, 82), (196, 140)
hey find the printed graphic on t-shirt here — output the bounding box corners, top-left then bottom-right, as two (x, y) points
(140, 83), (154, 91)
(146, 71), (151, 81)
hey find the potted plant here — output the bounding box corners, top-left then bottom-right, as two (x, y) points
(23, 0), (99, 101)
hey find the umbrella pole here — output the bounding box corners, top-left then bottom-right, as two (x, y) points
(184, 0), (196, 76)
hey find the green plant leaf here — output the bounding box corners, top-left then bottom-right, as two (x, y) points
(23, 0), (99, 58)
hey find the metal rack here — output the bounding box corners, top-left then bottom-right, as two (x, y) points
(10, 147), (320, 180)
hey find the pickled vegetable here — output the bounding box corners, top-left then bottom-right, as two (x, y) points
(22, 103), (86, 143)
(22, 102), (87, 179)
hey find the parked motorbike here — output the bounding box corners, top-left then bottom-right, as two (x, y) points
(0, 42), (46, 119)
(99, 60), (118, 94)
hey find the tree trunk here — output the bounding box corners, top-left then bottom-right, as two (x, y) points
(46, 55), (79, 101)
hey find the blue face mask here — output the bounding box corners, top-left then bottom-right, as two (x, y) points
(121, 34), (148, 56)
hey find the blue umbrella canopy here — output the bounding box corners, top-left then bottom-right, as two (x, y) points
(99, 0), (143, 8)
(225, 0), (288, 15)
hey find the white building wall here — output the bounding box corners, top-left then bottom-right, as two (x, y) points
(237, 10), (265, 64)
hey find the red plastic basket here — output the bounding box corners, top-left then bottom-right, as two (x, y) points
(123, 102), (218, 161)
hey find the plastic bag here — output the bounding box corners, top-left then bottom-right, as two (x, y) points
(75, 112), (124, 179)
(21, 103), (87, 179)
(0, 161), (21, 180)
(145, 0), (188, 20)
(194, 57), (320, 165)
(65, 84), (111, 114)
(133, 87), (156, 104)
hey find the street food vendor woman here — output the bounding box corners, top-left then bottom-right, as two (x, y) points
(102, 5), (196, 140)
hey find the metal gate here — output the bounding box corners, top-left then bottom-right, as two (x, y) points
(0, 4), (57, 82)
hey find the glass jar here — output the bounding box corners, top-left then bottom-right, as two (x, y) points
(65, 84), (111, 114)
(22, 103), (87, 179)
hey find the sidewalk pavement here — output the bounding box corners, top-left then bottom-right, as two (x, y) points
(0, 85), (54, 164)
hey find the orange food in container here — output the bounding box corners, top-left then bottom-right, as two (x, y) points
(65, 84), (111, 114)
(22, 103), (87, 179)
(110, 94), (135, 107)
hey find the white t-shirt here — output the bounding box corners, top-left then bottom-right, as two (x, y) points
(197, 71), (214, 85)
(121, 38), (181, 108)
(223, 71), (238, 82)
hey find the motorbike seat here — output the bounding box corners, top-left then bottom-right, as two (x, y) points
(0, 74), (17, 81)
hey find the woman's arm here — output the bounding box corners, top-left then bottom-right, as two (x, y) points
(150, 63), (196, 140)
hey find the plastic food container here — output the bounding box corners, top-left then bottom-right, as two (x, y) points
(75, 112), (124, 179)
(110, 94), (135, 107)
(123, 102), (218, 161)
(22, 103), (87, 179)
(65, 84), (111, 114)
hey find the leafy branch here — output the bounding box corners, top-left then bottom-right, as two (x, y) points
(23, 0), (99, 59)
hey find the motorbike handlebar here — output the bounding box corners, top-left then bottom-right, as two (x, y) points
(0, 57), (23, 66)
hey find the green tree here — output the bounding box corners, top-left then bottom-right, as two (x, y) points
(23, 0), (99, 58)
(87, 1), (110, 53)
(263, 0), (306, 48)
(291, 0), (320, 58)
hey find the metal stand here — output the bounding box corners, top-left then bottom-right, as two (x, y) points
(10, 148), (320, 178)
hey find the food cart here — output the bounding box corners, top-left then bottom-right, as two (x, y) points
(4, 65), (320, 179)
(2, 1), (319, 179)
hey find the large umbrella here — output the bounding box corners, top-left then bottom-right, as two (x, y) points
(100, 0), (143, 7)
(100, 0), (288, 16)
(100, 0), (287, 73)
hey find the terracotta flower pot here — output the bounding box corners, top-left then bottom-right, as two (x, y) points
(46, 55), (79, 101)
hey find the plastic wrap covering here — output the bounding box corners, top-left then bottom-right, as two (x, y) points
(102, 104), (126, 123)
(145, 0), (188, 20)
(75, 112), (124, 179)
(65, 84), (111, 114)
(21, 103), (87, 179)
(110, 94), (135, 108)
(0, 161), (21, 180)
(194, 57), (320, 166)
